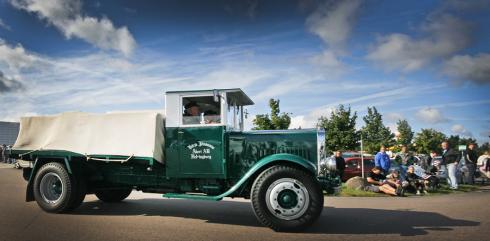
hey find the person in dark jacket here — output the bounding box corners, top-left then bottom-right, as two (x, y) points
(442, 141), (460, 189)
(334, 151), (346, 181)
(465, 143), (478, 184)
(405, 166), (426, 195)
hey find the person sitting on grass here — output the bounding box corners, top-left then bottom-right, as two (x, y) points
(405, 166), (427, 195)
(386, 169), (405, 196)
(365, 166), (398, 196)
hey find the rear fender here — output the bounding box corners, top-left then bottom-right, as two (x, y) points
(25, 157), (72, 202)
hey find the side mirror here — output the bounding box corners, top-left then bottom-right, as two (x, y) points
(213, 89), (219, 103)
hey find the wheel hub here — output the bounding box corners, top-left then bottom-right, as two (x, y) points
(40, 173), (63, 204)
(265, 178), (310, 220)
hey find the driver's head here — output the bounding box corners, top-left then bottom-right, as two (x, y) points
(185, 102), (200, 116)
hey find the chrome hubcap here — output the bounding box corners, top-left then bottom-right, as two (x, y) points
(265, 178), (309, 220)
(40, 173), (63, 204)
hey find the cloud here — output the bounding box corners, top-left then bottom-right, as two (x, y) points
(0, 71), (23, 93)
(0, 39), (37, 71)
(0, 18), (11, 31)
(386, 112), (404, 122)
(306, 0), (362, 49)
(366, 14), (472, 72)
(480, 130), (490, 138)
(442, 53), (490, 84)
(451, 124), (473, 137)
(306, 0), (361, 73)
(310, 50), (345, 71)
(415, 107), (449, 124)
(10, 0), (136, 56)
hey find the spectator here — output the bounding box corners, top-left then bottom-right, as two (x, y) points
(405, 166), (427, 195)
(334, 151), (346, 181)
(428, 150), (437, 167)
(365, 166), (398, 196)
(0, 144), (5, 163)
(464, 143), (478, 185)
(395, 146), (414, 181)
(386, 169), (404, 196)
(442, 141), (460, 189)
(477, 150), (490, 183)
(375, 145), (391, 174)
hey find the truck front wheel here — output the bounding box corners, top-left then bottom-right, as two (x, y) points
(33, 162), (76, 213)
(95, 189), (132, 202)
(251, 165), (324, 231)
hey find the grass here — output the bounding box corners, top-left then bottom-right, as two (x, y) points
(338, 183), (482, 197)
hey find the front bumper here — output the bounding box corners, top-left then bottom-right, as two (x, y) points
(318, 173), (342, 195)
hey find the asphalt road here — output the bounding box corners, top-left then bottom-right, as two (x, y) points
(1, 163), (489, 241)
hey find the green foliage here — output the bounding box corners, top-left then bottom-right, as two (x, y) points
(396, 119), (414, 147)
(252, 99), (291, 130)
(317, 105), (359, 153)
(361, 107), (395, 153)
(478, 142), (490, 155)
(414, 128), (447, 154)
(447, 135), (478, 150)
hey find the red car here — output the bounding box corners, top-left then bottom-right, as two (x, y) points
(341, 156), (375, 182)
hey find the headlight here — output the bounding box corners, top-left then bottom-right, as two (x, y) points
(319, 156), (337, 175)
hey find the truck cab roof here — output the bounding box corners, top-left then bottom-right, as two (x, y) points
(165, 88), (254, 106)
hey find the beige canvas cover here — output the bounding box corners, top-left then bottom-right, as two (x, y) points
(13, 111), (165, 163)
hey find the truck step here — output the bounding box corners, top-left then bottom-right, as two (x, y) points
(163, 193), (223, 201)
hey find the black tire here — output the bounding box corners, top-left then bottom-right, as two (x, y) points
(67, 175), (86, 210)
(251, 165), (324, 232)
(33, 162), (76, 213)
(95, 189), (132, 202)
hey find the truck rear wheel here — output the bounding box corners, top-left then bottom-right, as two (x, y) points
(251, 165), (324, 231)
(33, 162), (76, 213)
(95, 189), (132, 202)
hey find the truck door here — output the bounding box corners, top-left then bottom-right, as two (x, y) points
(178, 126), (225, 178)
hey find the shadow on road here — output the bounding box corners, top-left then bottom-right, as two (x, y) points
(70, 198), (479, 235)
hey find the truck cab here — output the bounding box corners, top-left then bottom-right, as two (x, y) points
(164, 89), (252, 179)
(10, 88), (340, 231)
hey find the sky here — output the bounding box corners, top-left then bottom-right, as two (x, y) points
(0, 0), (489, 144)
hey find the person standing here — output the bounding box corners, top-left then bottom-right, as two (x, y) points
(334, 151), (346, 181)
(375, 145), (391, 174)
(395, 146), (414, 181)
(442, 141), (460, 189)
(465, 143), (478, 185)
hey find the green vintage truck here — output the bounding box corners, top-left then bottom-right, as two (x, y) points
(10, 88), (340, 231)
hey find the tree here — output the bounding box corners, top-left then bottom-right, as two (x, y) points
(478, 142), (490, 155)
(447, 135), (460, 149)
(317, 105), (359, 153)
(413, 128), (446, 154)
(396, 119), (414, 147)
(252, 99), (291, 130)
(447, 135), (477, 150)
(361, 107), (395, 154)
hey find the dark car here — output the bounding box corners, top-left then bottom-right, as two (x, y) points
(342, 156), (375, 182)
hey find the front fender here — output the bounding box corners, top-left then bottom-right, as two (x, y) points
(214, 153), (317, 199)
(253, 153), (317, 175)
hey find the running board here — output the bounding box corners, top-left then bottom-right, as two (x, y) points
(163, 193), (223, 201)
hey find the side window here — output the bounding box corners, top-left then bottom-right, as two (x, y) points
(182, 96), (221, 125)
(347, 160), (359, 168)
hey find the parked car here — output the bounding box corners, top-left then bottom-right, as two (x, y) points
(342, 156), (375, 181)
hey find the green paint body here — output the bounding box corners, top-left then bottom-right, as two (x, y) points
(11, 126), (340, 201)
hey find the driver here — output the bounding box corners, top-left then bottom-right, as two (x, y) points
(183, 101), (201, 124)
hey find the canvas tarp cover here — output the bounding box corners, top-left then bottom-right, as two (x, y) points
(13, 112), (165, 163)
